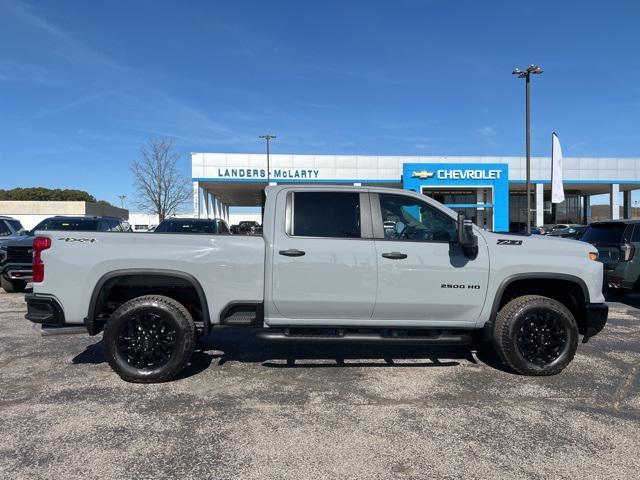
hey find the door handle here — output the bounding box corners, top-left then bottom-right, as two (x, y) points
(381, 251), (408, 260)
(279, 249), (306, 257)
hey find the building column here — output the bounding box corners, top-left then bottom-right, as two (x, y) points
(193, 182), (200, 218)
(582, 195), (590, 225)
(202, 191), (210, 219)
(225, 205), (230, 223)
(476, 189), (485, 229)
(623, 190), (632, 219)
(610, 184), (620, 220)
(535, 183), (544, 227)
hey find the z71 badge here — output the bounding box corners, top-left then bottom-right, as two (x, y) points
(497, 239), (522, 246)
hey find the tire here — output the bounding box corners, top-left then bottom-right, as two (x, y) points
(103, 295), (197, 383)
(493, 295), (578, 376)
(1, 276), (27, 293)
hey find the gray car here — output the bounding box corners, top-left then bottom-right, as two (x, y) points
(581, 220), (640, 293)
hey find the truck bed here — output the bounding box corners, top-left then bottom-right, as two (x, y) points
(35, 232), (265, 325)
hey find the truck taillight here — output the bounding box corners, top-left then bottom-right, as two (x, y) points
(620, 242), (635, 262)
(32, 237), (51, 283)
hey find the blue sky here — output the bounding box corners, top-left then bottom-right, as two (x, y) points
(1, 0), (639, 208)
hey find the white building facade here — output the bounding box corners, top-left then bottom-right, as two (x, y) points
(192, 153), (640, 231)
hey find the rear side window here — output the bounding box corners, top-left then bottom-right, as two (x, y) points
(581, 223), (628, 244)
(293, 192), (361, 238)
(631, 225), (640, 243)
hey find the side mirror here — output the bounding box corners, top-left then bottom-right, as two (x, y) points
(457, 213), (478, 259)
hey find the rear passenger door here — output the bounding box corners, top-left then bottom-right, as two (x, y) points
(271, 190), (377, 320)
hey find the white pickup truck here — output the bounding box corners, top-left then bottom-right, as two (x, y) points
(25, 185), (608, 382)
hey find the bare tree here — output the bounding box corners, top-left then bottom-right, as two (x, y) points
(131, 138), (191, 221)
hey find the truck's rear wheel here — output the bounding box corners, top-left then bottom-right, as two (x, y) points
(1, 276), (27, 293)
(494, 295), (578, 376)
(103, 295), (196, 383)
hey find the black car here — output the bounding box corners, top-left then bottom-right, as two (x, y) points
(154, 218), (230, 234)
(231, 220), (262, 235)
(0, 215), (130, 293)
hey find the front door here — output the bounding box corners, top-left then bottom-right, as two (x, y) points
(371, 192), (490, 323)
(271, 190), (377, 320)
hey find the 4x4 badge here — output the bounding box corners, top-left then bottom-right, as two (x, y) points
(57, 237), (97, 243)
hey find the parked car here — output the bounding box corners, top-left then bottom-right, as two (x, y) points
(548, 224), (586, 238)
(0, 216), (24, 237)
(0, 215), (130, 293)
(580, 220), (640, 294)
(26, 185), (607, 382)
(154, 218), (229, 234)
(231, 220), (261, 235)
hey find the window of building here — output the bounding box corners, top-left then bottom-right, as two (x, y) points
(378, 194), (456, 242)
(292, 192), (361, 238)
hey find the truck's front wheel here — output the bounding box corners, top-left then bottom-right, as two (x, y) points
(103, 295), (197, 383)
(494, 295), (578, 376)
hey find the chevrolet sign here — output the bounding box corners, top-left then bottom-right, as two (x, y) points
(411, 169), (502, 180)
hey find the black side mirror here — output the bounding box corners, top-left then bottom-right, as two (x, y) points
(457, 213), (478, 259)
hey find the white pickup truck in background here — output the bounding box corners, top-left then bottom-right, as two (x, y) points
(26, 185), (608, 382)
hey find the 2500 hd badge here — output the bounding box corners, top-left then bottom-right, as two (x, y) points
(441, 284), (481, 289)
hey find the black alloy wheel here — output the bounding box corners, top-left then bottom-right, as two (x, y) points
(516, 311), (568, 366)
(117, 311), (177, 369)
(103, 295), (197, 383)
(493, 295), (578, 376)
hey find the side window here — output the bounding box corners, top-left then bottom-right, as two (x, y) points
(631, 225), (640, 243)
(378, 194), (456, 242)
(293, 192), (361, 238)
(0, 221), (11, 236)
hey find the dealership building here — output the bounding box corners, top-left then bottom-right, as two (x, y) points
(192, 153), (640, 231)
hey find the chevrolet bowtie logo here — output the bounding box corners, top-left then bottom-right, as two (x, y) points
(411, 170), (435, 179)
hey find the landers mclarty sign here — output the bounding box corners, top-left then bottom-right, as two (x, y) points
(217, 168), (321, 179)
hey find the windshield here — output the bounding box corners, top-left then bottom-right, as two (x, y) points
(580, 223), (628, 244)
(33, 218), (100, 232)
(7, 220), (23, 231)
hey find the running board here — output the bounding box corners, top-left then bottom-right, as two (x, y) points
(256, 329), (473, 345)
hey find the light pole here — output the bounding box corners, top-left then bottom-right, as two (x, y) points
(512, 64), (543, 234)
(259, 134), (277, 183)
(118, 195), (126, 209)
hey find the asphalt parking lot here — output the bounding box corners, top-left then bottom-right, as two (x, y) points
(0, 288), (639, 480)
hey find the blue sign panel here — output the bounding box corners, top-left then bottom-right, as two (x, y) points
(402, 163), (509, 232)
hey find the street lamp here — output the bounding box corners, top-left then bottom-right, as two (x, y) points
(259, 134), (277, 183)
(118, 195), (126, 209)
(512, 64), (543, 234)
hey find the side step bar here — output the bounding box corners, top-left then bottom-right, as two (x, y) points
(256, 329), (473, 345)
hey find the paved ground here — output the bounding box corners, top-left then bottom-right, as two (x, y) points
(0, 289), (638, 480)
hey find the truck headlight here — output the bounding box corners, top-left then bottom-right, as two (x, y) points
(589, 252), (598, 261)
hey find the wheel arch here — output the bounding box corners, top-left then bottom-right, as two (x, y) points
(488, 273), (591, 336)
(85, 269), (210, 336)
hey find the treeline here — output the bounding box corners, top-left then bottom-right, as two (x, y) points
(0, 187), (112, 206)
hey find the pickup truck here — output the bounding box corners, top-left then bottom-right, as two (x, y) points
(25, 185), (608, 383)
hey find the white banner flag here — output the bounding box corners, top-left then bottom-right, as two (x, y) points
(551, 132), (565, 204)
